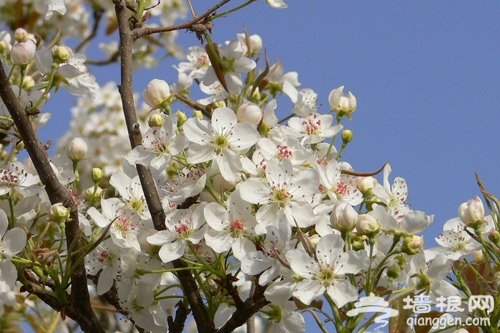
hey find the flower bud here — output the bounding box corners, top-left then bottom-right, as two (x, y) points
(176, 111), (187, 130)
(243, 33), (263, 56)
(401, 235), (423, 255)
(91, 168), (104, 184)
(11, 39), (36, 65)
(356, 214), (380, 237)
(328, 86), (357, 119)
(48, 203), (70, 223)
(330, 202), (358, 232)
(387, 263), (401, 280)
(148, 113), (165, 127)
(22, 75), (35, 90)
(143, 79), (171, 109)
(341, 129), (353, 143)
(237, 102), (262, 125)
(67, 137), (88, 161)
(14, 28), (29, 42)
(193, 110), (204, 120)
(471, 250), (485, 263)
(84, 186), (103, 202)
(355, 176), (377, 194)
(458, 196), (485, 228)
(52, 45), (71, 63)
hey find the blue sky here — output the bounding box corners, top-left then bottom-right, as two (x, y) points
(42, 1), (500, 245)
(212, 1), (500, 245)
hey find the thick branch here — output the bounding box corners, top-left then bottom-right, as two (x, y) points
(0, 62), (104, 333)
(113, 1), (215, 332)
(132, 0), (232, 40)
(113, 0), (166, 231)
(217, 281), (270, 333)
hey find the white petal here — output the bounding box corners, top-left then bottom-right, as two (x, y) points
(187, 143), (215, 164)
(159, 241), (185, 263)
(286, 249), (316, 278)
(3, 228), (26, 256)
(87, 207), (111, 228)
(204, 203), (228, 231)
(183, 117), (211, 144)
(147, 230), (175, 245)
(239, 178), (271, 204)
(327, 280), (359, 308)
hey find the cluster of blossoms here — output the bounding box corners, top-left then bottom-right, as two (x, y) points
(0, 1), (499, 333)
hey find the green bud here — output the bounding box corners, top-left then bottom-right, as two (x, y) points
(489, 230), (500, 247)
(148, 113), (165, 127)
(84, 186), (103, 202)
(401, 235), (423, 255)
(387, 263), (401, 280)
(91, 168), (104, 184)
(177, 111), (187, 130)
(193, 110), (204, 120)
(341, 129), (353, 143)
(48, 203), (70, 223)
(52, 46), (71, 63)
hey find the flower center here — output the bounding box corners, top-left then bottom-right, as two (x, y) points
(271, 188), (290, 208)
(214, 134), (230, 153)
(229, 219), (246, 237)
(315, 265), (335, 287)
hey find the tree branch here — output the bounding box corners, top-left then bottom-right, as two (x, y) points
(132, 0), (232, 40)
(113, 1), (215, 332)
(217, 280), (270, 333)
(0, 62), (104, 333)
(113, 0), (166, 232)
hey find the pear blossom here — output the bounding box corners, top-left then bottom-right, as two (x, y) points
(241, 217), (292, 285)
(87, 199), (142, 251)
(253, 136), (311, 168)
(109, 171), (150, 219)
(239, 158), (319, 229)
(407, 252), (460, 301)
(0, 162), (41, 197)
(264, 60), (300, 101)
(285, 233), (369, 307)
(184, 107), (260, 183)
(85, 239), (133, 295)
(203, 39), (256, 95)
(175, 46), (211, 79)
(35, 46), (98, 96)
(315, 159), (362, 205)
(286, 113), (343, 144)
(142, 79), (173, 109)
(291, 88), (318, 116)
(266, 0), (288, 9)
(147, 204), (208, 263)
(159, 167), (206, 205)
(0, 210), (26, 293)
(458, 196), (485, 227)
(425, 217), (481, 261)
(43, 0), (67, 20)
(372, 163), (410, 222)
(127, 115), (188, 170)
(10, 39), (36, 65)
(204, 190), (256, 258)
(328, 85), (357, 119)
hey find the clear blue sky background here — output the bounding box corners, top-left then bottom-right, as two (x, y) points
(42, 2), (500, 246)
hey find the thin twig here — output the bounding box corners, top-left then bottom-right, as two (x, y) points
(132, 0), (232, 40)
(76, 5), (105, 53)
